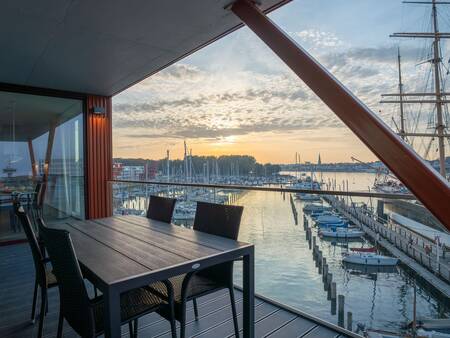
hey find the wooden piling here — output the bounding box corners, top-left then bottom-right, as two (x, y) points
(323, 263), (328, 282)
(331, 282), (337, 300)
(347, 312), (353, 331)
(338, 295), (345, 327)
(326, 272), (333, 288)
(331, 298), (336, 316)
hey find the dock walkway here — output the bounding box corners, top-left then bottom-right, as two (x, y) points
(324, 196), (450, 299)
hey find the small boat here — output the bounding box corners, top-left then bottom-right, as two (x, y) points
(350, 247), (376, 253)
(311, 210), (333, 220)
(315, 215), (348, 228)
(343, 253), (399, 266)
(296, 193), (321, 201)
(344, 262), (398, 274)
(302, 204), (330, 214)
(319, 228), (364, 239)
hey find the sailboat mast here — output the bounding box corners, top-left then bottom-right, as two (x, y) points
(431, 0), (447, 176)
(397, 48), (406, 140)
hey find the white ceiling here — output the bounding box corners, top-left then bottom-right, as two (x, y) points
(0, 0), (289, 96)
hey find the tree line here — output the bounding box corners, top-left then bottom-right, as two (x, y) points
(114, 155), (281, 177)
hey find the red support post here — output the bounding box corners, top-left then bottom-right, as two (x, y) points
(86, 95), (113, 219)
(231, 0), (450, 229)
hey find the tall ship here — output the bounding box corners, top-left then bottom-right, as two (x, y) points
(378, 0), (449, 232)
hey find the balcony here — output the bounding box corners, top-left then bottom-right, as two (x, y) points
(0, 0), (449, 337)
(0, 235), (356, 338)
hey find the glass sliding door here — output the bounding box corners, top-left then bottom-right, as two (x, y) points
(0, 90), (85, 243)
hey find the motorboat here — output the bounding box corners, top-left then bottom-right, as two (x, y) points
(319, 228), (364, 239)
(343, 253), (399, 266)
(315, 215), (348, 228)
(302, 203), (330, 214)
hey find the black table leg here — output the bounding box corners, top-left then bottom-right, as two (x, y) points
(105, 288), (121, 338)
(243, 247), (255, 338)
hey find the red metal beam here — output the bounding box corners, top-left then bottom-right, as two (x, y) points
(231, 0), (450, 229)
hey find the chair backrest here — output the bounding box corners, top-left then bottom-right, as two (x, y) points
(193, 202), (243, 240)
(38, 222), (95, 337)
(146, 195), (177, 223)
(193, 202), (244, 284)
(13, 201), (47, 288)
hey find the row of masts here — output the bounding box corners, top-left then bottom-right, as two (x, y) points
(380, 0), (449, 177)
(166, 142), (247, 182)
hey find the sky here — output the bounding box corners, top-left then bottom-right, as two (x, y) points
(112, 0), (450, 164)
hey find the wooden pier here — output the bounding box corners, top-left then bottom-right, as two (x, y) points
(324, 196), (450, 299)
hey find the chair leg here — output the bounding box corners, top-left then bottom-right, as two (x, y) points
(37, 289), (47, 338)
(167, 292), (177, 338)
(57, 310), (64, 338)
(31, 280), (38, 323)
(128, 321), (134, 338)
(134, 318), (138, 337)
(229, 288), (240, 338)
(193, 298), (199, 319)
(180, 301), (187, 338)
(45, 293), (49, 314)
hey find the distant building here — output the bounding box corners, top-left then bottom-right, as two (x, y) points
(113, 162), (124, 179)
(120, 165), (145, 181)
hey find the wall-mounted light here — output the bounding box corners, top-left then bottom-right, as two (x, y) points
(91, 106), (106, 116)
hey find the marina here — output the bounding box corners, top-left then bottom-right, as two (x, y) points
(112, 173), (450, 336)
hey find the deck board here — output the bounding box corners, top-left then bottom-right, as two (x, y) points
(0, 242), (358, 338)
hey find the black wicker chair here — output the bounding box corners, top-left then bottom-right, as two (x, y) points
(38, 222), (177, 338)
(146, 195), (177, 223)
(13, 200), (58, 338)
(149, 201), (244, 338)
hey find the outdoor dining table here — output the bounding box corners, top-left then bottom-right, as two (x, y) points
(52, 214), (255, 338)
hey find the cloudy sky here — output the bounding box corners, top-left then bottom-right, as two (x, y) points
(113, 0), (449, 164)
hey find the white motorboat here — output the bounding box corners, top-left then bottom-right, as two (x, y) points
(343, 253), (399, 266)
(302, 203), (330, 214)
(319, 228), (364, 239)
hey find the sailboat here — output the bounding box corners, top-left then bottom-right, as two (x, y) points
(377, 0), (450, 232)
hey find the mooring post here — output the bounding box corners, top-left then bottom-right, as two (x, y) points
(331, 282), (337, 300)
(326, 272), (333, 289)
(322, 264), (328, 290)
(347, 312), (353, 331)
(338, 295), (345, 327)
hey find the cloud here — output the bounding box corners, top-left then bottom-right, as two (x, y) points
(113, 26), (431, 154)
(295, 29), (345, 49)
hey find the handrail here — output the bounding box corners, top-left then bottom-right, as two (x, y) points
(109, 179), (417, 200)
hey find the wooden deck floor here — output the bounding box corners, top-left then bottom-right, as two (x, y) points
(0, 243), (358, 338)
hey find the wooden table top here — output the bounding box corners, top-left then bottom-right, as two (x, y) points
(53, 215), (252, 290)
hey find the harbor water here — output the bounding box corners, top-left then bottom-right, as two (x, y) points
(116, 172), (450, 334)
